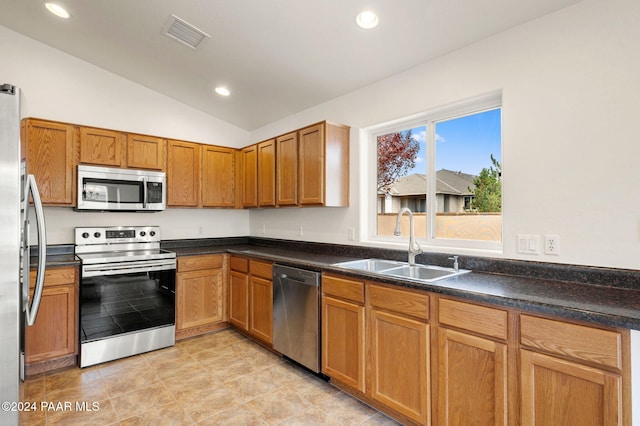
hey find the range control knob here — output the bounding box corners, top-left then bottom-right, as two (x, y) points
(139, 231), (146, 237)
(82, 232), (89, 239)
(93, 232), (101, 238)
(149, 231), (156, 237)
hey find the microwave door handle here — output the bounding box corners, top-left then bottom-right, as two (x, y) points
(142, 176), (148, 209)
(25, 174), (47, 326)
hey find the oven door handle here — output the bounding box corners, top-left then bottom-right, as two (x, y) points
(82, 259), (176, 277)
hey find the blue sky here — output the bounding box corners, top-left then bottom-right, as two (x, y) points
(408, 108), (501, 176)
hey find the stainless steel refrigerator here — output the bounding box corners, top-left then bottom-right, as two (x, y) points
(0, 84), (47, 426)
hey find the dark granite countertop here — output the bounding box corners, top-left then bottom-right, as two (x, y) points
(163, 238), (640, 331)
(31, 245), (79, 268)
(36, 238), (640, 330)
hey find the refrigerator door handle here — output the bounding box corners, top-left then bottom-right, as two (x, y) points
(24, 174), (47, 326)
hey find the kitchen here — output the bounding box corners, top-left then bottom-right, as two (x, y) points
(1, 0), (640, 425)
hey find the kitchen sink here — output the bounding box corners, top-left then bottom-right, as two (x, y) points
(332, 258), (407, 272)
(332, 258), (469, 283)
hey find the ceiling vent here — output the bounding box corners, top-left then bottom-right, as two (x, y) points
(162, 15), (211, 49)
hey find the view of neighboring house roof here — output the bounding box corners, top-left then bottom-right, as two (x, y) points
(385, 170), (476, 196)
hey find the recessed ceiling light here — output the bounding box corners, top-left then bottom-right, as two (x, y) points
(356, 11), (378, 29)
(215, 87), (230, 97)
(45, 3), (70, 19)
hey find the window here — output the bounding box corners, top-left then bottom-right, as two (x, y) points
(370, 93), (502, 250)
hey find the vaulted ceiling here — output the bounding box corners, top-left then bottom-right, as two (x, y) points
(0, 0), (582, 130)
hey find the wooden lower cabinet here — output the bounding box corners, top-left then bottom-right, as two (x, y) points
(437, 328), (508, 425)
(25, 266), (78, 374)
(519, 314), (624, 426)
(249, 260), (273, 344)
(228, 257), (273, 346)
(321, 275), (365, 392)
(437, 298), (508, 426)
(370, 308), (430, 424)
(368, 284), (430, 425)
(228, 269), (250, 332)
(175, 254), (227, 339)
(520, 350), (621, 426)
(320, 275), (630, 426)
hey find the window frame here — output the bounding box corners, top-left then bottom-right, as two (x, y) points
(362, 91), (503, 253)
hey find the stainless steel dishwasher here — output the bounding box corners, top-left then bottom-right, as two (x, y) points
(272, 264), (321, 373)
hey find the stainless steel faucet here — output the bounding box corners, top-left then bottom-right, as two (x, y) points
(393, 207), (423, 265)
(448, 255), (459, 272)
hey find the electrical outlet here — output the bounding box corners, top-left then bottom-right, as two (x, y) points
(347, 227), (355, 241)
(198, 226), (204, 236)
(262, 224), (266, 234)
(544, 234), (560, 255)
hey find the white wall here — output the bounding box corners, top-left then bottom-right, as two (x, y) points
(249, 0), (640, 270)
(1, 25), (251, 244)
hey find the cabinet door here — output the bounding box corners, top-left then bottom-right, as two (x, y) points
(24, 119), (75, 205)
(322, 295), (365, 392)
(79, 126), (124, 167)
(250, 275), (273, 344)
(242, 145), (258, 207)
(438, 327), (508, 426)
(257, 139), (276, 207)
(126, 133), (166, 170)
(370, 309), (430, 425)
(202, 145), (235, 207)
(520, 350), (621, 426)
(25, 284), (77, 363)
(167, 140), (201, 207)
(176, 268), (224, 330)
(298, 123), (325, 205)
(229, 270), (249, 332)
(276, 131), (298, 206)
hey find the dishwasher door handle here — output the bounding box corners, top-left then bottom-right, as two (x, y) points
(276, 273), (318, 286)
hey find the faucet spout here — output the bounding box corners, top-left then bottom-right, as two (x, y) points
(394, 207), (423, 265)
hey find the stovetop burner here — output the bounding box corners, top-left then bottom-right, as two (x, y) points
(75, 226), (175, 265)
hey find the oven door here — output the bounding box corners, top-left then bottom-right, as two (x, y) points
(79, 267), (175, 344)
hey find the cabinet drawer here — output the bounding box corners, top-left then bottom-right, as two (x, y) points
(322, 274), (364, 304)
(439, 298), (507, 341)
(229, 256), (248, 273)
(250, 260), (272, 279)
(368, 284), (429, 321)
(520, 314), (622, 369)
(30, 266), (76, 289)
(178, 254), (224, 272)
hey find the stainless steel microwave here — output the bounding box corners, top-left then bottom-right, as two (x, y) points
(76, 165), (166, 211)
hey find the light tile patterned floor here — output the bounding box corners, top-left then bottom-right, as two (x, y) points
(20, 329), (401, 425)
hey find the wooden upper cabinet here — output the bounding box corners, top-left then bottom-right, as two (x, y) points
(126, 133), (166, 170)
(167, 140), (201, 207)
(202, 145), (235, 207)
(276, 131), (298, 206)
(24, 119), (75, 205)
(257, 139), (276, 207)
(242, 145), (258, 208)
(78, 127), (124, 167)
(298, 121), (349, 206)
